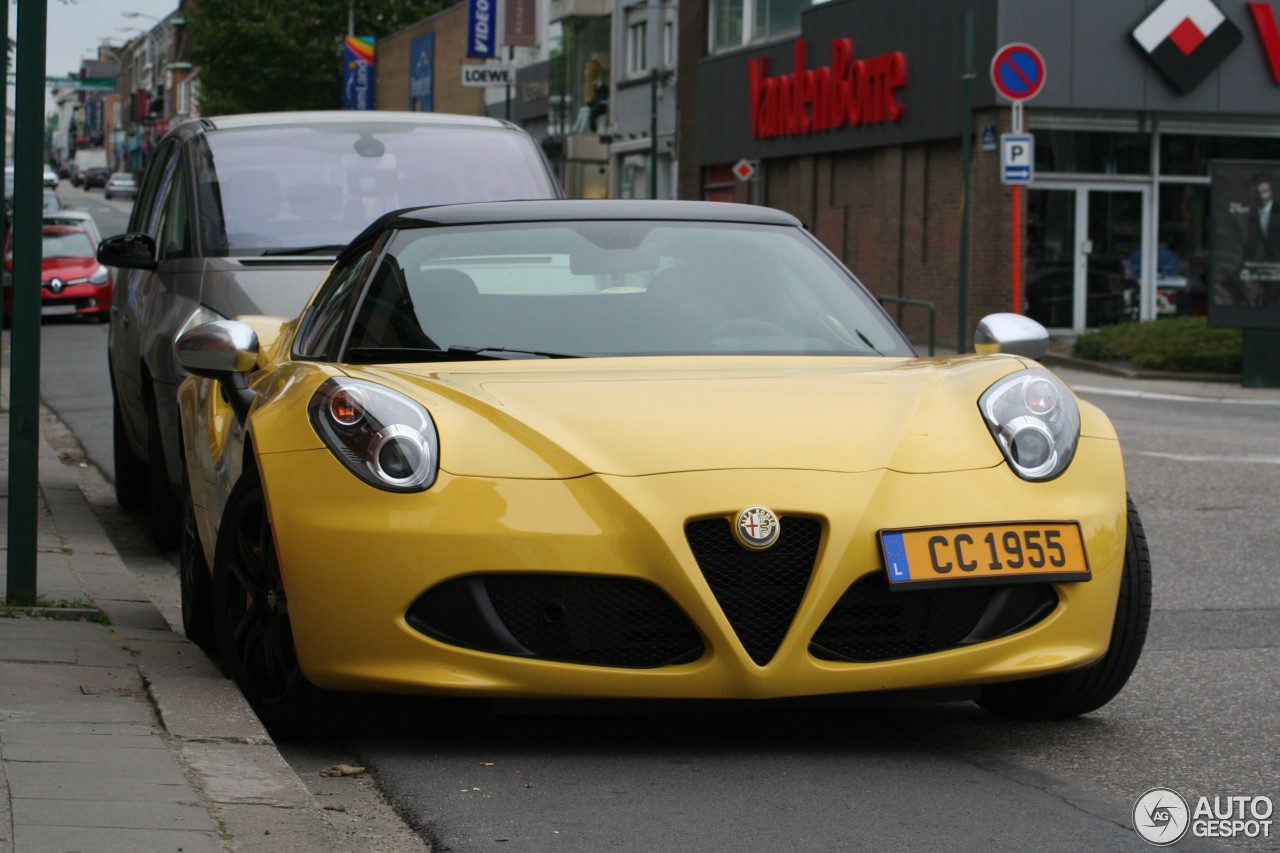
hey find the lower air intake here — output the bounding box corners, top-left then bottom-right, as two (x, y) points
(684, 516), (821, 667)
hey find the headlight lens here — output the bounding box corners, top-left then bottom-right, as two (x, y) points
(979, 368), (1080, 481)
(89, 265), (111, 285)
(308, 378), (439, 492)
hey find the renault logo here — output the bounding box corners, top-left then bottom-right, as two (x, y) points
(733, 505), (781, 551)
(48, 277), (65, 294)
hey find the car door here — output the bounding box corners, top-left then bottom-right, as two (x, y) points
(109, 139), (181, 458)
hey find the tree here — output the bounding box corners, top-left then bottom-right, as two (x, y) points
(186, 0), (447, 115)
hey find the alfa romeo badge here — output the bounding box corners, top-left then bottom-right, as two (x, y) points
(734, 505), (781, 551)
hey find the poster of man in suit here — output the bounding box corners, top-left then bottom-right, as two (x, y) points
(1210, 161), (1280, 324)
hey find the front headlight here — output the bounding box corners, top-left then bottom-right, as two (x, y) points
(89, 265), (110, 285)
(979, 368), (1080, 481)
(308, 378), (439, 492)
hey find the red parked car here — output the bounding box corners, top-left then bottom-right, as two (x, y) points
(3, 225), (112, 324)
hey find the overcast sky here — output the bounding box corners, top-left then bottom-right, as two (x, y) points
(8, 0), (180, 108)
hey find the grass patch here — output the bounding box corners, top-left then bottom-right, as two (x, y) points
(1071, 317), (1242, 374)
(0, 596), (110, 624)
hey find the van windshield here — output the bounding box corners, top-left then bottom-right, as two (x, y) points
(198, 121), (557, 257)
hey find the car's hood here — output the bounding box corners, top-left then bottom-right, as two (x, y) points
(352, 355), (1051, 479)
(200, 257), (333, 319)
(41, 256), (99, 280)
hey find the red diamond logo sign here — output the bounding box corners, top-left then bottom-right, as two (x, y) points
(1132, 0), (1243, 94)
(733, 159), (756, 182)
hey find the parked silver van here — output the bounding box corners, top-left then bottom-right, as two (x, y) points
(98, 110), (561, 548)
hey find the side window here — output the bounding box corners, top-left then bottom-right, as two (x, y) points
(295, 248), (374, 359)
(155, 165), (192, 260)
(129, 140), (180, 237)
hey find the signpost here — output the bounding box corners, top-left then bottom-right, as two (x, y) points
(1001, 134), (1034, 185)
(990, 43), (1046, 315)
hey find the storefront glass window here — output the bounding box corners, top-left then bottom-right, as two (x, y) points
(1034, 130), (1150, 175)
(1157, 183), (1210, 315)
(1159, 134), (1280, 176)
(751, 0), (808, 41)
(711, 0), (745, 50)
(711, 0), (811, 50)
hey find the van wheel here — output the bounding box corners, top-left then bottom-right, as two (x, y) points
(179, 464), (216, 653)
(146, 401), (180, 551)
(113, 396), (148, 511)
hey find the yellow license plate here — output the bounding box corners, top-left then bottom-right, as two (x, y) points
(878, 522), (1091, 589)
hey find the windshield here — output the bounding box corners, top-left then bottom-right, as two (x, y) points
(340, 220), (913, 359)
(42, 231), (95, 258)
(200, 122), (556, 256)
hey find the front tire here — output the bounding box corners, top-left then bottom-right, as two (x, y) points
(977, 495), (1152, 719)
(212, 466), (321, 738)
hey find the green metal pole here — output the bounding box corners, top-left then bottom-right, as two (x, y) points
(0, 0), (8, 339)
(957, 10), (974, 354)
(6, 0), (49, 604)
(649, 67), (659, 199)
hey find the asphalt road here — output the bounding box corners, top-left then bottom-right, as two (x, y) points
(26, 186), (1279, 850)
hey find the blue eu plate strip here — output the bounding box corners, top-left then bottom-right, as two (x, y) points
(882, 532), (910, 582)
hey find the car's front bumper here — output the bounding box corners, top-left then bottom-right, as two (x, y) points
(263, 438), (1127, 699)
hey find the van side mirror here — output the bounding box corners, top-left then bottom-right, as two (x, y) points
(97, 232), (158, 271)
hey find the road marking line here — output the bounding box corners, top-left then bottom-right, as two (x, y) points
(1071, 385), (1280, 406)
(1132, 451), (1280, 465)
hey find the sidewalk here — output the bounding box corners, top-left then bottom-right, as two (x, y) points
(0, 369), (421, 852)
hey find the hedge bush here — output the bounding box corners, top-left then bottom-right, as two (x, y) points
(1071, 317), (1242, 374)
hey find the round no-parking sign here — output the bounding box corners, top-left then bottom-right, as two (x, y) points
(990, 43), (1046, 102)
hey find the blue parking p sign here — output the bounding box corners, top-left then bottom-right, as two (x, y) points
(1001, 133), (1034, 185)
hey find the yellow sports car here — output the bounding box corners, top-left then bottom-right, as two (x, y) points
(175, 200), (1149, 735)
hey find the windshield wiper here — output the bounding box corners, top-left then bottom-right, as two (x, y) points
(259, 244), (347, 257)
(447, 345), (580, 359)
(345, 345), (581, 364)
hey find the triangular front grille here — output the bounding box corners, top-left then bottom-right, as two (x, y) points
(684, 516), (821, 666)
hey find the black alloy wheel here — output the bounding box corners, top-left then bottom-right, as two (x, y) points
(977, 494), (1152, 719)
(212, 466), (319, 737)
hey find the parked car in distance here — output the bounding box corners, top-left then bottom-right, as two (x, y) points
(81, 166), (111, 189)
(97, 110), (562, 550)
(44, 209), (103, 247)
(3, 225), (112, 325)
(104, 172), (138, 200)
(173, 199), (1150, 737)
(43, 165), (59, 188)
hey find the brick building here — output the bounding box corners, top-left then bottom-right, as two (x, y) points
(678, 0), (1280, 346)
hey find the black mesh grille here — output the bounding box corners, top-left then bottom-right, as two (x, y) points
(409, 574), (703, 668)
(685, 516), (821, 667)
(810, 573), (1057, 662)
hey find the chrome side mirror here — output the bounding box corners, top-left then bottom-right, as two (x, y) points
(974, 313), (1049, 360)
(176, 320), (260, 423)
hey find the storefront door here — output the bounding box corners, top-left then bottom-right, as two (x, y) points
(1026, 185), (1151, 332)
